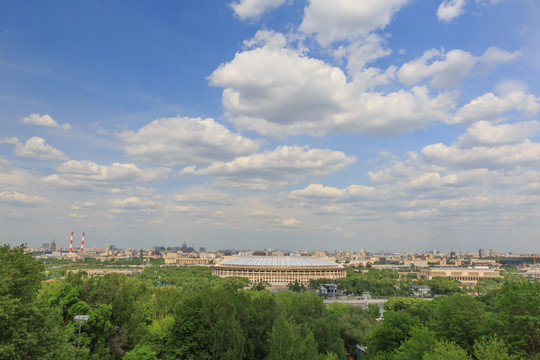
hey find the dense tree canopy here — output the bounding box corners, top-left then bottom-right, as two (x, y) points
(0, 246), (538, 359)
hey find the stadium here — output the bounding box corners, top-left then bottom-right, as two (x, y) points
(212, 256), (346, 284)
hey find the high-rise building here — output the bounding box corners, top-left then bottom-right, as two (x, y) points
(479, 248), (487, 258)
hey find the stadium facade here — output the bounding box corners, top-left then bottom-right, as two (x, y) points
(212, 256), (346, 284)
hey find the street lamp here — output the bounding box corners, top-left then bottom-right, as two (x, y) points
(74, 315), (89, 354)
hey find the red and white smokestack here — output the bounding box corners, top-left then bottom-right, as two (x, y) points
(81, 232), (85, 252)
(69, 232), (73, 253)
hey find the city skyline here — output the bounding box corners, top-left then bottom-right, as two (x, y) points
(1, 1), (540, 252)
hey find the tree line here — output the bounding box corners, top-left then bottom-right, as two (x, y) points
(1, 244), (538, 359)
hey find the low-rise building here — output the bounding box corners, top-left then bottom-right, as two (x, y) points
(418, 267), (500, 284)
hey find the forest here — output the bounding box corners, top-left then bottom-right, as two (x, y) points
(1, 244), (538, 360)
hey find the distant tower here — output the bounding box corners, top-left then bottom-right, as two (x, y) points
(50, 238), (56, 252)
(81, 232), (85, 252)
(69, 232), (73, 253)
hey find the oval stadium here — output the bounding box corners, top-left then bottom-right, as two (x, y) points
(212, 256), (346, 284)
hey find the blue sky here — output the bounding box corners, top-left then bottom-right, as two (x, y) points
(1, 0), (539, 252)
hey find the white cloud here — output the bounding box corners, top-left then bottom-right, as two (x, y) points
(230, 0), (286, 20)
(279, 217), (301, 227)
(0, 166), (35, 187)
(437, 0), (467, 22)
(437, 0), (517, 22)
(456, 120), (540, 147)
(69, 213), (87, 218)
(20, 113), (71, 130)
(495, 79), (529, 95)
(299, 0), (411, 46)
(14, 136), (69, 161)
(397, 47), (522, 88)
(0, 137), (20, 144)
(480, 46), (522, 65)
(0, 191), (51, 206)
(243, 29), (288, 49)
(108, 196), (163, 215)
(71, 201), (96, 210)
(120, 116), (260, 167)
(421, 140), (540, 170)
(179, 145), (356, 189)
(333, 33), (393, 79)
(289, 183), (377, 201)
(210, 43), (456, 137)
(452, 91), (539, 125)
(41, 160), (171, 190)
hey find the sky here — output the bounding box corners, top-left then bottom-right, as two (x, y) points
(1, 0), (540, 252)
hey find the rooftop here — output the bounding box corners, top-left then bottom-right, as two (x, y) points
(219, 256), (342, 268)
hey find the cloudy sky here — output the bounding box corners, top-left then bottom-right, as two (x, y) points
(1, 0), (539, 252)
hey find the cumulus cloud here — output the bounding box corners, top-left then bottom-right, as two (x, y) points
(452, 91), (539, 125)
(179, 145), (356, 189)
(397, 47), (522, 88)
(422, 140), (540, 170)
(231, 0), (287, 20)
(41, 160), (171, 190)
(20, 113), (71, 130)
(333, 33), (394, 80)
(0, 166), (35, 187)
(71, 201), (96, 210)
(456, 120), (540, 147)
(14, 136), (69, 161)
(289, 183), (377, 201)
(299, 0), (411, 46)
(108, 196), (163, 215)
(437, 0), (466, 22)
(120, 116), (260, 167)
(0, 191), (51, 206)
(210, 42), (456, 137)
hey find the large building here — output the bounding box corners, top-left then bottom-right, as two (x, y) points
(418, 267), (500, 285)
(212, 256), (346, 285)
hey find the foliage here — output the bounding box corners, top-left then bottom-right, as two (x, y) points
(422, 340), (470, 360)
(473, 337), (516, 360)
(1, 248), (537, 360)
(428, 294), (487, 353)
(364, 310), (421, 358)
(0, 245), (74, 359)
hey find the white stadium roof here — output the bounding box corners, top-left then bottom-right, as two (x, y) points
(219, 256), (341, 267)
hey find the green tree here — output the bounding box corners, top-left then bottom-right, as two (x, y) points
(429, 294), (487, 353)
(422, 340), (470, 360)
(384, 297), (432, 323)
(393, 325), (438, 360)
(474, 337), (515, 360)
(168, 295), (208, 359)
(267, 315), (318, 360)
(424, 277), (463, 295)
(488, 280), (539, 358)
(122, 345), (158, 360)
(199, 286), (245, 360)
(0, 245), (74, 359)
(327, 304), (376, 355)
(365, 310), (420, 358)
(238, 290), (278, 360)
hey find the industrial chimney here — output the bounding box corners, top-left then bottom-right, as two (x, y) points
(69, 232), (73, 253)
